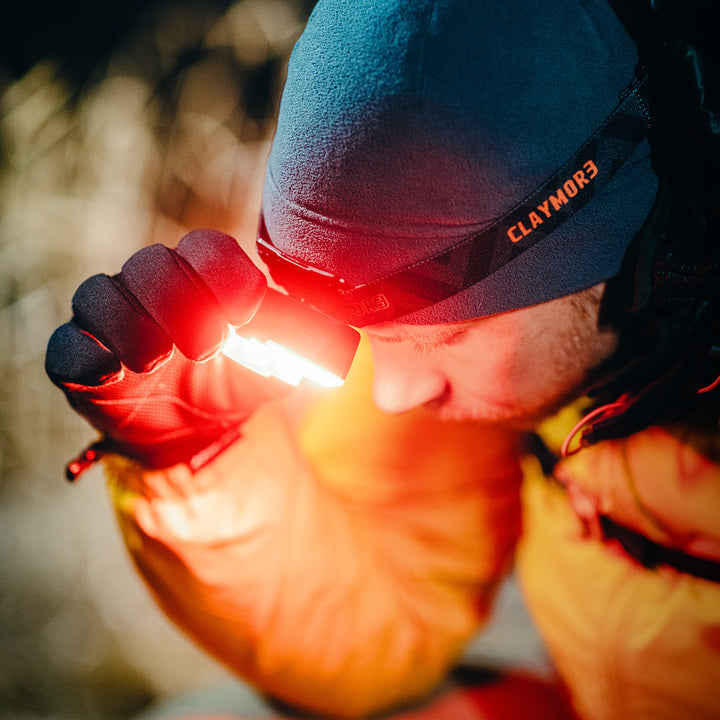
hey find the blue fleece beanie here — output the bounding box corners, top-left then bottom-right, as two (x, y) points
(261, 0), (658, 325)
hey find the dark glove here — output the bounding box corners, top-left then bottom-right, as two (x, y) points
(46, 229), (288, 475)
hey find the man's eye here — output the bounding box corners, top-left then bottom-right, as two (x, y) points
(370, 327), (468, 347)
(411, 339), (445, 357)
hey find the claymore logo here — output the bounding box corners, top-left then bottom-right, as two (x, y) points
(507, 159), (599, 243)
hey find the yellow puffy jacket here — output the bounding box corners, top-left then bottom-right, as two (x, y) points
(105, 339), (523, 718)
(104, 337), (720, 719)
(519, 407), (720, 720)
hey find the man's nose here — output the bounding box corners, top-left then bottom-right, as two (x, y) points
(369, 342), (448, 414)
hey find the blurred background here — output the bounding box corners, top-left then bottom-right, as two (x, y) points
(1, 2), (314, 718)
(0, 2), (547, 718)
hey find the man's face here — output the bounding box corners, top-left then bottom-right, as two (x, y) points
(364, 284), (618, 427)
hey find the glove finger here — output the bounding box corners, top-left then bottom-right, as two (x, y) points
(72, 273), (173, 373)
(175, 229), (267, 326)
(45, 321), (122, 387)
(118, 244), (227, 361)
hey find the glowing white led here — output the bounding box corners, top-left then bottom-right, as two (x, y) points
(221, 328), (344, 388)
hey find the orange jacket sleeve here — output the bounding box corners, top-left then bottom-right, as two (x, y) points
(105, 339), (523, 718)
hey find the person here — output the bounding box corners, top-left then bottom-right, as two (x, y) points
(45, 0), (720, 718)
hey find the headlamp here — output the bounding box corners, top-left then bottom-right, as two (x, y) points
(221, 288), (360, 388)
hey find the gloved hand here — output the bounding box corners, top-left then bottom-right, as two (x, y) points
(46, 229), (288, 475)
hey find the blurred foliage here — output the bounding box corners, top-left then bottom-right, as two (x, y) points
(0, 2), (315, 718)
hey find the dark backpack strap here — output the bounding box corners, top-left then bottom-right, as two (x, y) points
(599, 514), (720, 584)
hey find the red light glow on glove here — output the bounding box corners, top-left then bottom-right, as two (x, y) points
(47, 230), (360, 480)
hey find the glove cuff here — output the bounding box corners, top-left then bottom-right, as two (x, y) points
(66, 426), (244, 481)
